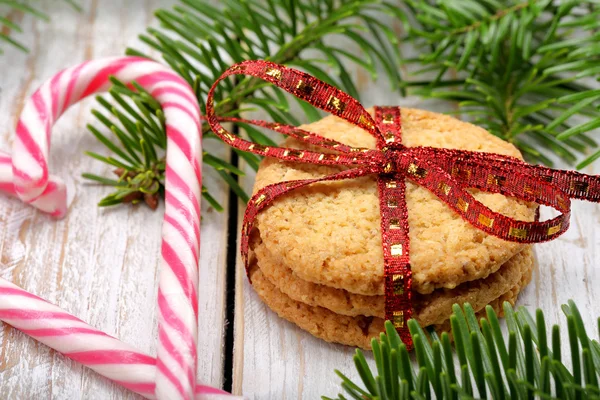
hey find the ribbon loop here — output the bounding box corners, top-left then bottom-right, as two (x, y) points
(207, 61), (380, 140)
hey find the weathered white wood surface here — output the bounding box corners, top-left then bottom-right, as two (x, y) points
(1, 3), (599, 400)
(0, 1), (230, 398)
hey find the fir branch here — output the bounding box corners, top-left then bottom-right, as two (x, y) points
(325, 301), (600, 400)
(83, 79), (237, 210)
(85, 0), (600, 210)
(0, 0), (79, 54)
(84, 0), (403, 210)
(402, 0), (600, 168)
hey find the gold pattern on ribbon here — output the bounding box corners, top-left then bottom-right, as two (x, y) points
(392, 274), (404, 295)
(384, 131), (395, 143)
(218, 128), (237, 142)
(407, 163), (427, 178)
(557, 195), (568, 211)
(390, 243), (403, 256)
(541, 175), (554, 182)
(318, 153), (340, 162)
(452, 166), (472, 180)
(509, 227), (528, 239)
(265, 67), (282, 80)
(571, 181), (589, 193)
(382, 113), (394, 124)
(548, 224), (562, 236)
(387, 199), (398, 208)
(252, 144), (269, 153)
(478, 214), (494, 228)
(386, 181), (398, 189)
(358, 114), (374, 129)
(349, 147), (370, 153)
(327, 95), (346, 112)
(389, 218), (400, 230)
(392, 311), (405, 328)
(283, 149), (305, 158)
(296, 79), (314, 96)
(438, 182), (451, 195)
(255, 194), (267, 206)
(457, 198), (469, 212)
(487, 174), (506, 186)
(523, 184), (540, 196)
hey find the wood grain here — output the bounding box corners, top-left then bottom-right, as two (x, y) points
(1, 2), (599, 399)
(0, 1), (230, 398)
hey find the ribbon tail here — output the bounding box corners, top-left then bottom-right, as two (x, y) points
(429, 148), (600, 202)
(401, 153), (571, 243)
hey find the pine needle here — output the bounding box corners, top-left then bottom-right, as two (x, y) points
(0, 1), (79, 54)
(402, 0), (600, 167)
(325, 301), (600, 400)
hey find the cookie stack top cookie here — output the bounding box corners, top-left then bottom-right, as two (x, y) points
(252, 108), (537, 297)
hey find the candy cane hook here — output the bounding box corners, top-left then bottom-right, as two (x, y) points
(0, 56), (222, 400)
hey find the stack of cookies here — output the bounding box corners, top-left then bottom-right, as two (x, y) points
(247, 108), (537, 349)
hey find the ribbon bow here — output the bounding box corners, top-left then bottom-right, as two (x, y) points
(206, 60), (600, 349)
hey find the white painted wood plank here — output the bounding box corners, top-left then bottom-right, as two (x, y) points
(0, 1), (229, 398)
(233, 31), (600, 400)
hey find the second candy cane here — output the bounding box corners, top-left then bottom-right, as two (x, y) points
(1, 56), (202, 400)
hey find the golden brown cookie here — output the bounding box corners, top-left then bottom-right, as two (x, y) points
(253, 108), (537, 295)
(248, 253), (533, 350)
(253, 237), (533, 326)
(432, 263), (534, 335)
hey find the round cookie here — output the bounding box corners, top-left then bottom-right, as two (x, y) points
(248, 257), (533, 349)
(252, 108), (537, 295)
(252, 238), (533, 326)
(433, 261), (534, 336)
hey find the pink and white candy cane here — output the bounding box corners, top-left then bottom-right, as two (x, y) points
(0, 56), (235, 400)
(0, 280), (230, 399)
(0, 149), (66, 215)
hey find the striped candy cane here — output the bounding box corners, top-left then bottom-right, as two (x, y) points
(0, 56), (223, 400)
(0, 151), (17, 195)
(0, 279), (233, 399)
(0, 149), (67, 214)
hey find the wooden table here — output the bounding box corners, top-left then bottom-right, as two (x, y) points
(1, 2), (598, 399)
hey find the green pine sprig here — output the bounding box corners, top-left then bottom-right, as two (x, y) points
(81, 77), (241, 211)
(0, 0), (80, 54)
(85, 0), (600, 210)
(83, 0), (404, 210)
(325, 300), (600, 400)
(401, 0), (600, 168)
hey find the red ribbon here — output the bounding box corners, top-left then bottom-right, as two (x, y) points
(205, 60), (600, 349)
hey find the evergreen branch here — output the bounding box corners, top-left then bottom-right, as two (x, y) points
(0, 0), (78, 54)
(85, 0), (600, 211)
(84, 0), (404, 210)
(402, 0), (600, 167)
(325, 301), (600, 400)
